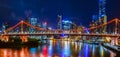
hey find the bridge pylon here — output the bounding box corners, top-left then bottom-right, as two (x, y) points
(20, 20), (24, 33)
(20, 36), (28, 42)
(114, 18), (119, 34)
(1, 35), (9, 42)
(103, 15), (107, 34)
(111, 37), (119, 45)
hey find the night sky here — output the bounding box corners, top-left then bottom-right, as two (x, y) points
(0, 0), (120, 28)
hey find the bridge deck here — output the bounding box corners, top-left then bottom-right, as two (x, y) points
(1, 33), (120, 37)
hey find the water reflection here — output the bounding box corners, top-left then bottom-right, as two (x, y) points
(61, 41), (70, 57)
(92, 45), (95, 57)
(0, 40), (119, 57)
(84, 44), (89, 57)
(100, 46), (105, 57)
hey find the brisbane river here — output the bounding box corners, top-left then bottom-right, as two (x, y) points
(0, 40), (120, 57)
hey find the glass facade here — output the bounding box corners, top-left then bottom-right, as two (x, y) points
(29, 18), (38, 32)
(62, 20), (72, 30)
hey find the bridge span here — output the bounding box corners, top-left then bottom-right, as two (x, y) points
(0, 18), (120, 45)
(1, 33), (120, 37)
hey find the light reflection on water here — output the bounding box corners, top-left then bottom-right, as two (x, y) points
(0, 40), (119, 57)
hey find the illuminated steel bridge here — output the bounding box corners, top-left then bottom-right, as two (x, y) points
(0, 18), (120, 45)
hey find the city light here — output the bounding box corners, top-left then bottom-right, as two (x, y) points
(44, 22), (47, 25)
(48, 27), (52, 30)
(62, 20), (72, 23)
(0, 0), (120, 57)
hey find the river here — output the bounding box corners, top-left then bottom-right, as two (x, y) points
(0, 40), (119, 57)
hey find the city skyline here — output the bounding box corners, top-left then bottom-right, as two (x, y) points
(0, 0), (120, 57)
(0, 0), (120, 28)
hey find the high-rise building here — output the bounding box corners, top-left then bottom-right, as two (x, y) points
(90, 0), (107, 33)
(71, 22), (76, 29)
(57, 15), (62, 29)
(4, 22), (10, 30)
(42, 22), (47, 29)
(91, 15), (99, 33)
(29, 18), (38, 32)
(99, 0), (106, 19)
(98, 0), (107, 33)
(92, 15), (98, 22)
(1, 22), (10, 33)
(62, 20), (72, 30)
(29, 18), (37, 26)
(2, 23), (6, 33)
(37, 23), (41, 28)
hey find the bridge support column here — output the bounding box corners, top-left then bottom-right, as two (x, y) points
(115, 37), (118, 45)
(20, 36), (28, 42)
(111, 37), (118, 45)
(111, 38), (115, 45)
(1, 35), (9, 42)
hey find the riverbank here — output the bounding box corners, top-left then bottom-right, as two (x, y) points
(102, 43), (120, 52)
(0, 38), (42, 48)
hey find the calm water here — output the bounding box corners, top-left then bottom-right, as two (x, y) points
(0, 40), (120, 57)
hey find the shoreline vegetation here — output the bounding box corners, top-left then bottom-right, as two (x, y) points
(0, 38), (41, 48)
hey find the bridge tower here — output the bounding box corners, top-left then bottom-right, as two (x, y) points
(98, 0), (107, 33)
(114, 18), (119, 34)
(20, 21), (24, 33)
(20, 20), (28, 42)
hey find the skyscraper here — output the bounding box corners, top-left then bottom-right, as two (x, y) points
(62, 20), (72, 30)
(57, 15), (62, 29)
(99, 0), (106, 19)
(29, 18), (38, 32)
(1, 22), (10, 33)
(99, 0), (107, 33)
(90, 0), (107, 33)
(42, 22), (47, 29)
(2, 23), (6, 33)
(92, 15), (98, 22)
